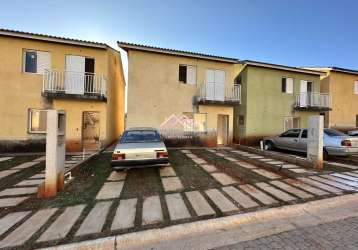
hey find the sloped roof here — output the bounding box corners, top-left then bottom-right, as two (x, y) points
(118, 41), (239, 63)
(0, 28), (109, 49)
(307, 66), (358, 75)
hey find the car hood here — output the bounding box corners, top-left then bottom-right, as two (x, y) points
(114, 142), (166, 151)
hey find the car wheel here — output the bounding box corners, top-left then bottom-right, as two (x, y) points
(323, 149), (329, 160)
(265, 141), (275, 151)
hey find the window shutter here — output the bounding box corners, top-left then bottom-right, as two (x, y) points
(37, 51), (51, 74)
(354, 81), (358, 94)
(186, 66), (196, 84)
(286, 78), (293, 94)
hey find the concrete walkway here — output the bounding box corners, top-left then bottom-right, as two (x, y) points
(37, 193), (358, 250)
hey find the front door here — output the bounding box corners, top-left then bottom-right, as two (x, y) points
(217, 114), (229, 145)
(65, 55), (85, 94)
(82, 111), (100, 150)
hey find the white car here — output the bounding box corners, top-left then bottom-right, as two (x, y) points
(348, 129), (358, 136)
(111, 127), (169, 169)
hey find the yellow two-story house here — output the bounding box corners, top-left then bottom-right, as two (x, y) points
(118, 42), (241, 146)
(306, 67), (358, 129)
(0, 29), (125, 152)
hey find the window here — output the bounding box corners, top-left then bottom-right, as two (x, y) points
(354, 81), (358, 95)
(24, 50), (51, 74)
(28, 109), (47, 133)
(120, 130), (161, 143)
(281, 77), (293, 94)
(280, 129), (301, 138)
(301, 129), (307, 138)
(179, 65), (196, 84)
(324, 128), (346, 137)
(283, 117), (300, 131)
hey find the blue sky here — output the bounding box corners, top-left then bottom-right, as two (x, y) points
(1, 0), (358, 70)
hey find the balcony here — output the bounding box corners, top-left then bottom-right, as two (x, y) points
(294, 92), (331, 111)
(42, 70), (107, 101)
(195, 83), (241, 106)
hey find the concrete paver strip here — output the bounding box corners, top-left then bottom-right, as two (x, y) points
(289, 168), (309, 174)
(205, 189), (238, 213)
(0, 197), (29, 208)
(181, 150), (191, 154)
(32, 156), (46, 162)
(15, 179), (44, 187)
(38, 205), (85, 242)
(345, 172), (358, 178)
(270, 180), (313, 199)
(161, 177), (184, 192)
(96, 181), (124, 200)
(0, 170), (20, 179)
(186, 153), (198, 159)
(107, 171), (127, 181)
(142, 195), (163, 225)
(0, 208), (57, 248)
(0, 187), (38, 197)
(0, 157), (13, 162)
(211, 173), (237, 186)
(111, 198), (137, 230)
(298, 177), (342, 194)
(159, 166), (176, 177)
(0, 211), (30, 236)
(266, 161), (284, 165)
(215, 153), (226, 157)
(332, 173), (358, 182)
(76, 201), (112, 236)
(224, 157), (239, 162)
(281, 164), (299, 169)
(200, 164), (218, 173)
(222, 186), (258, 209)
(252, 169), (281, 180)
(309, 176), (355, 191)
(284, 179), (329, 196)
(12, 161), (38, 169)
(258, 158), (274, 162)
(321, 175), (358, 188)
(192, 158), (207, 165)
(185, 191), (215, 216)
(248, 156), (264, 159)
(327, 162), (358, 170)
(236, 162), (257, 169)
(165, 193), (191, 220)
(239, 184), (278, 205)
(256, 182), (296, 202)
(29, 173), (45, 179)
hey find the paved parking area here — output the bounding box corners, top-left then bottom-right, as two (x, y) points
(0, 147), (358, 249)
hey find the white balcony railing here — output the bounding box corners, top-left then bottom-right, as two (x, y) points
(295, 92), (331, 108)
(43, 70), (107, 96)
(196, 83), (241, 103)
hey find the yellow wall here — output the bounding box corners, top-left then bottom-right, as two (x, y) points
(0, 35), (125, 151)
(126, 50), (236, 132)
(326, 71), (358, 128)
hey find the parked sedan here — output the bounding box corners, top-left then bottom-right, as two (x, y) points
(111, 127), (169, 169)
(348, 129), (358, 136)
(264, 128), (358, 158)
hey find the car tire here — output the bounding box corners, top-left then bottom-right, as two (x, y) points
(265, 141), (275, 151)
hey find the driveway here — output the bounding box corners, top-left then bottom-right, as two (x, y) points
(0, 148), (358, 249)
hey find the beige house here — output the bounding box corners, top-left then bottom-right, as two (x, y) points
(306, 67), (358, 129)
(0, 29), (126, 152)
(118, 42), (241, 146)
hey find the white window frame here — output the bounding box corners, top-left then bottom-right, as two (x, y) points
(23, 49), (51, 75)
(282, 77), (294, 94)
(28, 109), (47, 134)
(354, 80), (358, 95)
(283, 116), (300, 131)
(179, 64), (197, 85)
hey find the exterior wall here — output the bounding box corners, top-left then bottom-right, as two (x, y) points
(234, 65), (321, 144)
(325, 71), (358, 129)
(126, 50), (236, 144)
(0, 35), (125, 151)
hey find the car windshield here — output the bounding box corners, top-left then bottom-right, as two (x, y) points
(324, 128), (346, 137)
(120, 130), (161, 143)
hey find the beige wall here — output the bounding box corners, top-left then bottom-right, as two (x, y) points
(326, 71), (358, 128)
(0, 35), (125, 151)
(126, 49), (236, 129)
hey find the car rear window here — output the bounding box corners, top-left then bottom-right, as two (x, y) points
(120, 130), (161, 143)
(324, 129), (346, 137)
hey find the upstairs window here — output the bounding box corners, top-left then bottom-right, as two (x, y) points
(179, 65), (196, 84)
(282, 77), (293, 94)
(354, 81), (358, 95)
(24, 50), (51, 74)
